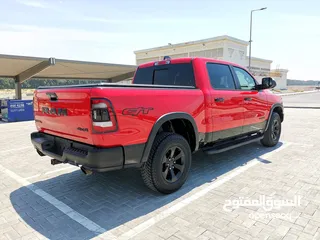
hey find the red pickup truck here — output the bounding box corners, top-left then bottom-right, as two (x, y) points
(31, 57), (283, 193)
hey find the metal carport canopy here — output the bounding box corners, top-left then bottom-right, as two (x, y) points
(0, 54), (137, 99)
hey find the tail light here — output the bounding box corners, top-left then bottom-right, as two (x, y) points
(91, 98), (118, 133)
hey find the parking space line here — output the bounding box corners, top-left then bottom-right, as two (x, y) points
(288, 142), (314, 147)
(25, 166), (77, 180)
(102, 142), (292, 240)
(0, 163), (117, 239)
(0, 142), (293, 240)
(0, 146), (33, 154)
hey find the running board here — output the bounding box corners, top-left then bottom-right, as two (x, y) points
(203, 134), (264, 154)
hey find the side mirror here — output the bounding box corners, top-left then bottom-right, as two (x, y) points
(260, 77), (277, 89)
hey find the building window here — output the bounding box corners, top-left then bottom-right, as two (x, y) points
(190, 48), (223, 58)
(161, 53), (188, 59)
(228, 48), (234, 58)
(137, 57), (159, 65)
(239, 50), (245, 60)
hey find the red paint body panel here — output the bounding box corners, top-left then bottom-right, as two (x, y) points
(33, 57), (282, 148)
(34, 87), (205, 147)
(240, 90), (269, 127)
(35, 88), (94, 144)
(89, 87), (205, 147)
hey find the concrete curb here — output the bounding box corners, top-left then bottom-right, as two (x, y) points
(276, 90), (319, 96)
(284, 106), (320, 109)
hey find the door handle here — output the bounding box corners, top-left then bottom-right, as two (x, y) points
(214, 97), (224, 102)
(244, 97), (252, 101)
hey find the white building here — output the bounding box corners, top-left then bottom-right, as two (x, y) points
(134, 35), (288, 89)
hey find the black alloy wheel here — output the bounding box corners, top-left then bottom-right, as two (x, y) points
(271, 118), (280, 141)
(161, 146), (185, 183)
(261, 112), (282, 147)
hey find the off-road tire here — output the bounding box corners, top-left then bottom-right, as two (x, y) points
(261, 112), (281, 147)
(141, 132), (192, 194)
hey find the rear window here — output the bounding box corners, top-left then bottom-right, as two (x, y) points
(134, 63), (195, 86)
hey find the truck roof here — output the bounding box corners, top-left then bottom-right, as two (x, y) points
(138, 57), (244, 69)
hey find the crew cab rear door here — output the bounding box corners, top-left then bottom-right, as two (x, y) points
(231, 66), (269, 133)
(206, 62), (245, 142)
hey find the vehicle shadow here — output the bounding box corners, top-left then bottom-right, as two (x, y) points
(10, 142), (283, 239)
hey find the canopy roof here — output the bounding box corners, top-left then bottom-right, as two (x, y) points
(0, 54), (137, 82)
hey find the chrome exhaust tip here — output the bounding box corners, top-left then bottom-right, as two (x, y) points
(51, 159), (62, 165)
(80, 166), (93, 176)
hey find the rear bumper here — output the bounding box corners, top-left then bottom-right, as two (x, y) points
(31, 132), (125, 172)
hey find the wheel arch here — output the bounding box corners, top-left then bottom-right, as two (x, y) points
(140, 112), (199, 163)
(264, 103), (284, 132)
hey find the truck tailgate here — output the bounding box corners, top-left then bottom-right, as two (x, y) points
(34, 88), (93, 145)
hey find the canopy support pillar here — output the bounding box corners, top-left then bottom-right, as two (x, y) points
(14, 57), (55, 99)
(14, 79), (22, 100)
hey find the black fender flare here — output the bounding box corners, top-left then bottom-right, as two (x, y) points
(140, 112), (199, 163)
(264, 103), (284, 131)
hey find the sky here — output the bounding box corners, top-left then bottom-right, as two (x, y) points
(0, 0), (319, 80)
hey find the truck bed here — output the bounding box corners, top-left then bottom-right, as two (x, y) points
(33, 84), (204, 147)
(37, 83), (196, 89)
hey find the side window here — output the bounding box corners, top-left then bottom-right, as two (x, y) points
(206, 63), (236, 90)
(233, 67), (256, 90)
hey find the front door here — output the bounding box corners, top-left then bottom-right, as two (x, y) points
(206, 62), (245, 142)
(232, 66), (269, 133)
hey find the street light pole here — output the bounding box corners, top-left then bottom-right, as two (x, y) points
(248, 10), (253, 72)
(248, 7), (267, 72)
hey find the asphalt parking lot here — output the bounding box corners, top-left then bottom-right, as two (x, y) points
(1, 93), (320, 240)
